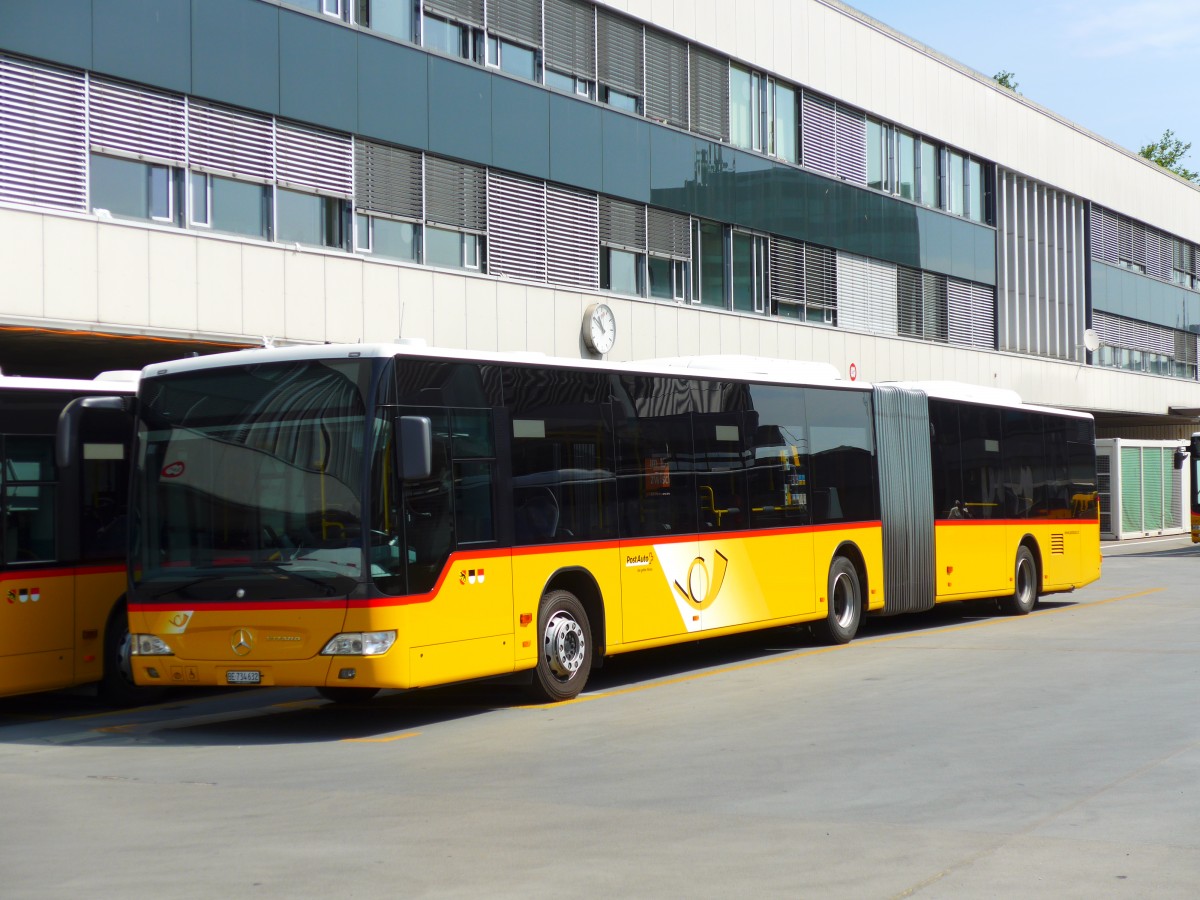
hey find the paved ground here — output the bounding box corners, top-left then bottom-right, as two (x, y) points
(1, 535), (1198, 898)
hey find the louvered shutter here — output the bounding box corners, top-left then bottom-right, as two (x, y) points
(597, 8), (642, 98)
(804, 243), (837, 315)
(836, 252), (896, 335)
(1176, 330), (1198, 367)
(1145, 229), (1171, 280)
(834, 103), (867, 184)
(897, 266), (922, 337)
(1091, 312), (1122, 346)
(355, 140), (422, 220)
(424, 0), (483, 26)
(425, 156), (486, 231)
(599, 196), (645, 252)
(0, 56), (87, 210)
(1130, 222), (1147, 270)
(644, 29), (687, 129)
(546, 184), (599, 289)
(769, 236), (804, 310)
(921, 271), (948, 342)
(946, 279), (995, 349)
(689, 47), (727, 140)
(1117, 217), (1133, 263)
(488, 0), (541, 47)
(647, 208), (689, 259)
(487, 170), (547, 282)
(801, 90), (836, 176)
(1090, 205), (1118, 263)
(187, 101), (273, 182)
(277, 121), (352, 197)
(89, 77), (185, 165)
(543, 0), (594, 79)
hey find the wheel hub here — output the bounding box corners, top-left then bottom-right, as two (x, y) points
(544, 612), (585, 679)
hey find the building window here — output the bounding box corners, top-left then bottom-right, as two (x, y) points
(545, 69), (593, 98)
(423, 14), (478, 61)
(648, 256), (688, 301)
(693, 219), (727, 309)
(209, 175), (271, 240)
(895, 129), (916, 201)
(601, 86), (640, 114)
(947, 149), (965, 216)
(967, 158), (984, 223)
(90, 154), (181, 226)
(277, 188), (346, 249)
(866, 119), (890, 192)
(730, 66), (760, 152)
(356, 214), (420, 262)
(356, 0), (413, 42)
(601, 247), (643, 295)
(731, 231), (767, 314)
(487, 36), (539, 82)
(425, 226), (482, 270)
(772, 81), (797, 163)
(919, 139), (939, 208)
(190, 172), (210, 227)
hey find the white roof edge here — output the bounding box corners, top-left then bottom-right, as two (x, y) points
(140, 343), (869, 389)
(884, 380), (1092, 419)
(0, 373), (137, 393)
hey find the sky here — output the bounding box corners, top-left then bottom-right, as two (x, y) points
(841, 0), (1200, 163)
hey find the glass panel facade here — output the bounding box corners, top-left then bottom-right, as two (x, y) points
(364, 0), (412, 42)
(373, 217), (419, 261)
(967, 158), (984, 223)
(277, 188), (344, 248)
(949, 150), (965, 216)
(730, 65), (752, 150)
(867, 119), (887, 191)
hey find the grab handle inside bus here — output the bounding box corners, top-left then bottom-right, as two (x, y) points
(398, 415), (432, 481)
(56, 396), (129, 468)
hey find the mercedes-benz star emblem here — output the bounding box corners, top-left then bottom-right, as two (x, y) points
(231, 628), (254, 656)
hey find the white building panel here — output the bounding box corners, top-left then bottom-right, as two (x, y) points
(148, 231), (198, 331)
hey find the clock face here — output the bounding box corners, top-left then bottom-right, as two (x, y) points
(585, 303), (616, 354)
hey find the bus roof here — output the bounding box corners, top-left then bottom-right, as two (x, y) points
(0, 372), (138, 394)
(886, 380), (1093, 420)
(140, 343), (871, 391)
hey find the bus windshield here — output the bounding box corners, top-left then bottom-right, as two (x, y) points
(131, 358), (372, 602)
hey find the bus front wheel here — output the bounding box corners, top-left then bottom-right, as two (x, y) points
(527, 589), (592, 703)
(99, 604), (167, 706)
(812, 557), (862, 645)
(1001, 545), (1039, 615)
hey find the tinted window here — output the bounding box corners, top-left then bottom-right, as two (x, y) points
(506, 368), (617, 545)
(929, 399), (964, 518)
(805, 388), (877, 523)
(744, 383), (809, 529)
(958, 403), (1003, 519)
(1002, 409), (1044, 518)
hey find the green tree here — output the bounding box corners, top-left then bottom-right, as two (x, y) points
(993, 70), (1019, 93)
(1139, 130), (1199, 182)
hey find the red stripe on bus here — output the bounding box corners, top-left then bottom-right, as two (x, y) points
(1, 563), (124, 581)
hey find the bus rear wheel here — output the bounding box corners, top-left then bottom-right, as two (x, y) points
(1001, 545), (1039, 615)
(812, 556), (862, 645)
(527, 589), (592, 703)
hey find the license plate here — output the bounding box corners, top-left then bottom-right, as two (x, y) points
(226, 670), (262, 685)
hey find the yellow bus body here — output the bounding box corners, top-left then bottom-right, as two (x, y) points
(0, 564), (126, 699)
(130, 523), (885, 692)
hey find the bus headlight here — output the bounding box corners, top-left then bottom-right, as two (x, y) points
(321, 631), (396, 657)
(130, 634), (174, 656)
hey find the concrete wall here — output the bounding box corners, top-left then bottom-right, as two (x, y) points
(7, 204), (1199, 418)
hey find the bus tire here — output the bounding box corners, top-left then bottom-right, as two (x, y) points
(98, 604), (167, 706)
(812, 556), (862, 645)
(316, 686), (380, 703)
(1001, 545), (1038, 615)
(527, 589), (592, 703)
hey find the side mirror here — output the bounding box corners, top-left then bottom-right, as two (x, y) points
(1174, 447), (1189, 471)
(398, 416), (432, 481)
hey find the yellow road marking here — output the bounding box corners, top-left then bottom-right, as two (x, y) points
(344, 732), (421, 743)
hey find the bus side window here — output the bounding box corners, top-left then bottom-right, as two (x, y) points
(3, 435), (58, 563)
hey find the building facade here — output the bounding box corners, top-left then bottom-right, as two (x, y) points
(2, 0), (1199, 435)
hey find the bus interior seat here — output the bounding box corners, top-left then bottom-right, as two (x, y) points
(515, 487), (560, 543)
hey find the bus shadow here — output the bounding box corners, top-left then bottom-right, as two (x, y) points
(1, 600), (1079, 746)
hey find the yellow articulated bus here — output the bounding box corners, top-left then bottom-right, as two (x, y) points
(0, 372), (159, 703)
(124, 344), (1100, 703)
